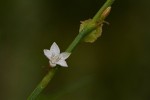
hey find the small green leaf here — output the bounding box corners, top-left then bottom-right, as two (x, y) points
(79, 7), (111, 43)
(79, 19), (103, 43)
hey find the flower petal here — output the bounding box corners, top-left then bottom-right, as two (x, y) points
(50, 42), (60, 56)
(60, 52), (71, 60)
(49, 61), (56, 67)
(43, 49), (52, 59)
(56, 60), (68, 67)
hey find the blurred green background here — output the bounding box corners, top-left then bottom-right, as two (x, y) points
(0, 0), (150, 100)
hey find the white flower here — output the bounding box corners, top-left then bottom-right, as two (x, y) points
(44, 42), (71, 67)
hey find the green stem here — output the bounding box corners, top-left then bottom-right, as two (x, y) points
(27, 0), (115, 99)
(66, 25), (97, 52)
(92, 0), (115, 22)
(27, 68), (58, 100)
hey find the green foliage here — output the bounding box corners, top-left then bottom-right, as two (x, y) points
(79, 19), (103, 43)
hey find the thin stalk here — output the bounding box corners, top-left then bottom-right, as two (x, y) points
(92, 0), (115, 22)
(66, 25), (97, 52)
(27, 68), (58, 100)
(27, 0), (115, 99)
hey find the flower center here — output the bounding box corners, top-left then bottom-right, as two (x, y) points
(51, 53), (61, 64)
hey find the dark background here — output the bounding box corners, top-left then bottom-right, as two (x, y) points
(0, 0), (150, 100)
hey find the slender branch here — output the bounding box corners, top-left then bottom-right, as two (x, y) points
(27, 0), (115, 99)
(27, 68), (58, 100)
(66, 25), (97, 52)
(92, 0), (115, 22)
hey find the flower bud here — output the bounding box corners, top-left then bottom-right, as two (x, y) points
(101, 7), (111, 19)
